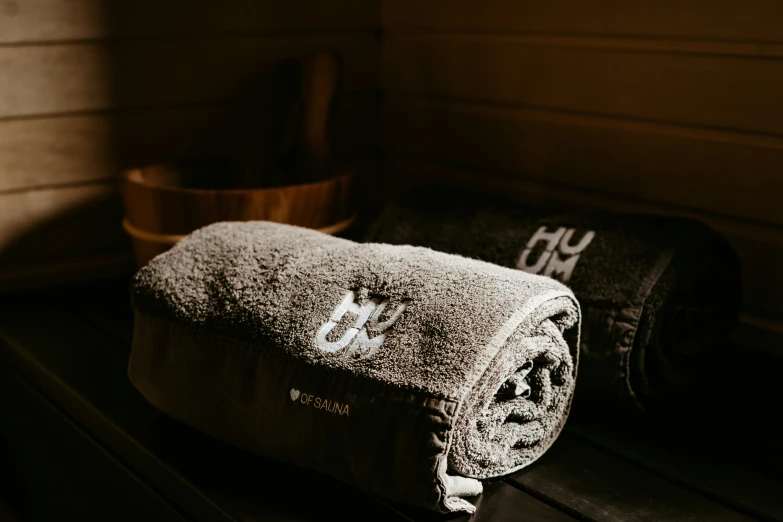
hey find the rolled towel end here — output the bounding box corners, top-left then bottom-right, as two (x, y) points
(448, 294), (580, 481)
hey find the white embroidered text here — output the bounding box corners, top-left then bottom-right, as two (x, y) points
(316, 291), (410, 358)
(516, 226), (595, 282)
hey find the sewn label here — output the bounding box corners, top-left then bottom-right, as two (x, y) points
(516, 226), (595, 282)
(290, 388), (350, 416)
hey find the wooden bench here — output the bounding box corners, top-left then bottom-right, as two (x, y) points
(0, 279), (779, 521)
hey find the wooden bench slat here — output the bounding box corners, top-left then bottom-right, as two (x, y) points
(508, 431), (754, 522)
(566, 421), (782, 522)
(563, 341), (783, 522)
(0, 368), (188, 521)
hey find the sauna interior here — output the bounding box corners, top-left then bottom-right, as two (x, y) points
(0, 2), (780, 521)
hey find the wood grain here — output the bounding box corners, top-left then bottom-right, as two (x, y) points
(381, 479), (576, 521)
(383, 96), (783, 227)
(0, 2), (380, 290)
(383, 0), (783, 42)
(382, 158), (783, 323)
(0, 0), (379, 44)
(387, 32), (783, 59)
(0, 254), (134, 292)
(566, 419), (783, 522)
(0, 308), (254, 522)
(734, 318), (783, 358)
(508, 433), (751, 522)
(0, 183), (127, 264)
(0, 114), (115, 191)
(0, 95), (380, 192)
(0, 34), (378, 118)
(0, 371), (187, 521)
(120, 167), (354, 234)
(383, 33), (783, 136)
(0, 307), (406, 522)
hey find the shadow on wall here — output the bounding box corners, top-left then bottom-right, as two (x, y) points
(1, 1), (364, 288)
(0, 195), (126, 267)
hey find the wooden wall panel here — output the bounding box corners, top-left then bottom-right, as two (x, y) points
(734, 318), (783, 358)
(0, 95), (380, 192)
(383, 0), (783, 42)
(6, 0), (780, 352)
(0, 254), (135, 291)
(0, 183), (126, 264)
(0, 115), (115, 191)
(383, 34), (783, 136)
(0, 1), (381, 289)
(0, 0), (379, 44)
(383, 96), (783, 226)
(0, 91), (378, 288)
(0, 35), (378, 118)
(381, 1), (783, 352)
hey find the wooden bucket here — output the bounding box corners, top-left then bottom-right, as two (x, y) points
(119, 163), (356, 267)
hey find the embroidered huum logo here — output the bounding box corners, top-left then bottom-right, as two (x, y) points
(516, 226), (596, 282)
(315, 291), (410, 358)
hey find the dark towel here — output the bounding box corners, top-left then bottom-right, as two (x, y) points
(128, 221), (581, 513)
(365, 186), (742, 410)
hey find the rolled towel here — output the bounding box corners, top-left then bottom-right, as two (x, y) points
(129, 221), (581, 513)
(365, 186), (742, 410)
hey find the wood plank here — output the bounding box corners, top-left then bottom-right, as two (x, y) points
(0, 297), (570, 521)
(0, 114), (115, 190)
(566, 420), (782, 522)
(381, 479), (576, 522)
(508, 433), (753, 522)
(0, 369), (187, 521)
(0, 312), (246, 522)
(0, 93), (378, 288)
(0, 182), (127, 264)
(0, 501), (21, 522)
(382, 0), (783, 43)
(563, 332), (783, 521)
(0, 0), (379, 44)
(0, 253), (134, 292)
(388, 32), (783, 60)
(382, 158), (783, 327)
(384, 34), (783, 136)
(0, 95), (380, 191)
(733, 317), (783, 357)
(383, 96), (783, 227)
(0, 34), (378, 118)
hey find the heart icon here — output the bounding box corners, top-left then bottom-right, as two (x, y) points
(290, 388), (301, 401)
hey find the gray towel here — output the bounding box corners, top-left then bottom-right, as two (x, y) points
(128, 221), (581, 513)
(365, 185), (742, 411)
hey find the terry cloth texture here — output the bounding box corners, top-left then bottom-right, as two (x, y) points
(365, 185), (742, 411)
(129, 221), (581, 514)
